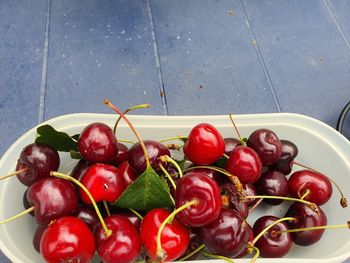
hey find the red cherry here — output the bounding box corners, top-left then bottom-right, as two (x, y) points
(183, 123), (225, 165)
(70, 159), (90, 181)
(140, 208), (190, 262)
(226, 146), (262, 184)
(80, 163), (127, 204)
(113, 142), (129, 164)
(40, 216), (95, 263)
(288, 169), (332, 206)
(224, 137), (242, 156)
(78, 122), (118, 163)
(73, 206), (100, 232)
(27, 177), (78, 226)
(270, 139), (298, 175)
(95, 215), (141, 263)
(117, 160), (137, 186)
(175, 172), (221, 227)
(220, 181), (249, 219)
(33, 225), (46, 253)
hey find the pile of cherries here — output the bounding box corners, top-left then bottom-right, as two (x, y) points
(0, 101), (347, 263)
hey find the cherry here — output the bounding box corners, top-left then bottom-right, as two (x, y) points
(117, 160), (137, 186)
(175, 171), (221, 227)
(235, 224), (254, 258)
(128, 140), (170, 175)
(255, 170), (289, 205)
(113, 142), (129, 164)
(115, 209), (142, 230)
(224, 137), (241, 156)
(95, 215), (141, 263)
(79, 163), (127, 204)
(78, 122), (118, 163)
(15, 143), (60, 186)
(285, 202), (327, 246)
(33, 225), (46, 253)
(226, 146), (263, 184)
(179, 230), (202, 260)
(189, 167), (223, 185)
(70, 159), (90, 181)
(252, 215), (292, 258)
(40, 216), (95, 263)
(22, 189), (34, 217)
(73, 206), (99, 232)
(270, 139), (298, 175)
(242, 184), (258, 207)
(288, 169), (332, 206)
(220, 181), (248, 219)
(140, 208), (190, 262)
(27, 177), (78, 226)
(247, 128), (282, 165)
(196, 208), (250, 258)
(183, 123), (225, 165)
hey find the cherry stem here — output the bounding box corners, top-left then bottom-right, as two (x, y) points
(248, 198), (263, 212)
(128, 208), (143, 220)
(300, 189), (311, 200)
(156, 200), (198, 260)
(244, 195), (317, 212)
(159, 135), (188, 143)
(293, 161), (348, 208)
(223, 153), (230, 159)
(117, 139), (135, 144)
(159, 163), (176, 191)
(103, 201), (111, 217)
(178, 244), (205, 261)
(166, 143), (182, 151)
(160, 155), (183, 178)
(112, 104), (150, 134)
(104, 99), (150, 168)
(0, 167), (28, 181)
(0, 207), (34, 225)
(276, 221), (350, 234)
(50, 171), (112, 238)
(228, 113), (245, 146)
(249, 246), (260, 263)
(200, 251), (235, 263)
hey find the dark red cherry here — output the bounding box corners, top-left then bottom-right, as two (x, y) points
(128, 140), (170, 175)
(288, 169), (332, 206)
(16, 143), (60, 186)
(175, 172), (221, 227)
(23, 189), (34, 217)
(196, 208), (250, 258)
(242, 184), (258, 207)
(220, 182), (248, 218)
(285, 202), (327, 246)
(78, 122), (118, 163)
(226, 146), (262, 184)
(80, 163), (127, 204)
(189, 167), (223, 185)
(73, 206), (99, 232)
(183, 123), (225, 165)
(113, 142), (129, 164)
(70, 159), (90, 181)
(235, 224), (254, 258)
(270, 139), (298, 175)
(224, 137), (242, 156)
(180, 230), (202, 260)
(40, 216), (95, 263)
(253, 215), (292, 258)
(95, 215), (141, 263)
(117, 160), (137, 186)
(116, 209), (142, 230)
(33, 225), (46, 253)
(247, 128), (282, 165)
(27, 177), (78, 226)
(140, 208), (190, 262)
(255, 170), (289, 205)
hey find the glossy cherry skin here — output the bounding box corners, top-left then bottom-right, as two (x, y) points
(183, 123), (225, 165)
(226, 146), (263, 184)
(113, 142), (129, 164)
(140, 208), (190, 262)
(196, 208), (250, 258)
(224, 137), (241, 156)
(95, 215), (141, 263)
(255, 170), (289, 205)
(288, 169), (332, 206)
(235, 224), (254, 258)
(253, 215), (292, 257)
(175, 172), (221, 227)
(220, 181), (248, 218)
(285, 202), (327, 246)
(80, 163), (127, 204)
(247, 128), (282, 166)
(70, 159), (90, 181)
(27, 177), (78, 226)
(40, 216), (95, 263)
(117, 160), (137, 186)
(33, 225), (46, 253)
(16, 143), (60, 186)
(270, 139), (298, 175)
(73, 206), (99, 232)
(128, 140), (170, 175)
(242, 184), (258, 207)
(78, 122), (118, 163)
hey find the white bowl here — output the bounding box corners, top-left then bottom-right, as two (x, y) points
(0, 113), (350, 263)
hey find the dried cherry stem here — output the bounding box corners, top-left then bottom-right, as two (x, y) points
(300, 189), (311, 200)
(200, 251), (235, 263)
(159, 135), (188, 143)
(0, 168), (28, 181)
(159, 163), (176, 191)
(228, 113), (245, 146)
(128, 208), (143, 220)
(178, 244), (205, 261)
(156, 200), (198, 260)
(0, 207), (34, 225)
(275, 221), (350, 234)
(166, 143), (182, 151)
(104, 99), (150, 168)
(244, 195), (317, 211)
(103, 201), (111, 217)
(293, 161), (348, 208)
(221, 194), (230, 209)
(112, 104), (150, 134)
(160, 155), (183, 178)
(51, 171), (112, 238)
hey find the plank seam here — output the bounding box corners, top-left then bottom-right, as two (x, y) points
(239, 0), (282, 112)
(146, 0), (169, 116)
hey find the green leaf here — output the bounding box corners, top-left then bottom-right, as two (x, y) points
(70, 150), (82, 159)
(214, 156), (228, 168)
(71, 134), (80, 141)
(35, 124), (78, 152)
(113, 166), (174, 210)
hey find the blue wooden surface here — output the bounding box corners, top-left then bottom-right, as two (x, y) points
(1, 0), (350, 262)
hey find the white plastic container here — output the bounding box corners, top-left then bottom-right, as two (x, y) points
(0, 113), (350, 263)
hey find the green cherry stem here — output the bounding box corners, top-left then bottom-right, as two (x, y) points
(200, 251), (235, 263)
(156, 200), (198, 259)
(0, 168), (28, 181)
(159, 135), (188, 143)
(275, 221), (350, 234)
(249, 246), (260, 263)
(50, 171), (112, 238)
(117, 139), (136, 144)
(300, 189), (311, 200)
(160, 155), (183, 178)
(159, 163), (176, 191)
(178, 244), (205, 261)
(0, 207), (34, 225)
(128, 208), (143, 220)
